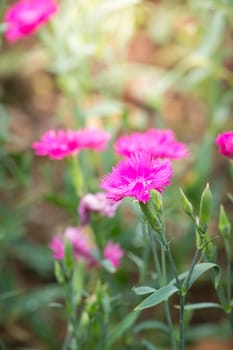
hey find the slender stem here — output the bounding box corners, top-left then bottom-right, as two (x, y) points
(224, 239), (232, 304)
(148, 228), (177, 350)
(183, 249), (202, 291)
(140, 228), (150, 283)
(223, 238), (233, 333)
(179, 294), (185, 350)
(160, 233), (181, 290)
(68, 155), (84, 198)
(228, 313), (233, 333)
(148, 228), (162, 283)
(161, 247), (166, 286)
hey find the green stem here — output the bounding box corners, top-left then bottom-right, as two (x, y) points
(148, 228), (177, 350)
(178, 249), (202, 350)
(228, 313), (233, 333)
(183, 249), (202, 291)
(68, 155), (84, 198)
(224, 239), (232, 304)
(179, 294), (185, 350)
(161, 233), (181, 290)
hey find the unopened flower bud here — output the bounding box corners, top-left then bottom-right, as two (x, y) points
(199, 183), (212, 231)
(150, 189), (163, 213)
(139, 201), (162, 233)
(219, 205), (231, 238)
(180, 188), (194, 218)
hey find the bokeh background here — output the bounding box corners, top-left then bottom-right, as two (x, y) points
(0, 0), (233, 349)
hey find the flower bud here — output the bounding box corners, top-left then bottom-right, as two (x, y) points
(179, 188), (194, 218)
(150, 189), (163, 213)
(218, 205), (231, 238)
(139, 201), (162, 233)
(199, 183), (212, 232)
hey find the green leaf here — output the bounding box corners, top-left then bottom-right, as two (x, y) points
(133, 286), (156, 295)
(184, 302), (222, 310)
(106, 311), (140, 348)
(135, 285), (178, 311)
(13, 241), (53, 276)
(189, 263), (220, 289)
(170, 263), (221, 289)
(228, 193), (233, 203)
(128, 252), (144, 270)
(133, 320), (169, 334)
(141, 339), (163, 350)
(101, 259), (116, 273)
(54, 261), (65, 284)
(0, 285), (63, 322)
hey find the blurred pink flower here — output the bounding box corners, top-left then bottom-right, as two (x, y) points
(4, 0), (58, 42)
(32, 129), (80, 160)
(32, 128), (110, 160)
(215, 131), (233, 160)
(49, 236), (64, 260)
(49, 227), (97, 265)
(49, 227), (124, 271)
(76, 128), (111, 151)
(104, 241), (124, 269)
(101, 150), (173, 203)
(78, 192), (119, 225)
(115, 128), (188, 160)
(64, 227), (95, 263)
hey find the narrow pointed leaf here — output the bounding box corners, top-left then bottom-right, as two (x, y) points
(133, 286), (156, 295)
(133, 320), (169, 334)
(106, 311), (140, 348)
(135, 285), (178, 311)
(169, 263), (221, 289)
(188, 263), (220, 289)
(184, 302), (222, 310)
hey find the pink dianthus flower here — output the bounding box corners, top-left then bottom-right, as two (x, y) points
(4, 0), (58, 42)
(49, 227), (124, 271)
(32, 128), (110, 160)
(115, 128), (188, 160)
(101, 150), (173, 204)
(215, 131), (233, 160)
(78, 192), (119, 225)
(49, 236), (64, 260)
(104, 241), (124, 269)
(49, 227), (96, 266)
(76, 128), (111, 151)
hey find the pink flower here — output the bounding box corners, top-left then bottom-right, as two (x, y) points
(32, 128), (111, 160)
(75, 128), (111, 151)
(215, 131), (233, 160)
(49, 236), (64, 260)
(49, 227), (97, 265)
(4, 0), (58, 42)
(115, 128), (188, 160)
(104, 241), (124, 269)
(50, 227), (124, 271)
(101, 150), (173, 204)
(78, 192), (119, 225)
(32, 129), (80, 160)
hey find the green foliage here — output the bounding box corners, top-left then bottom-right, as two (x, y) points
(135, 285), (178, 311)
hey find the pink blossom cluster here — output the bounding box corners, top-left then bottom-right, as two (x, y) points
(50, 227), (124, 270)
(78, 192), (119, 225)
(4, 0), (58, 42)
(215, 131), (233, 160)
(32, 128), (111, 160)
(101, 151), (173, 204)
(115, 128), (189, 160)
